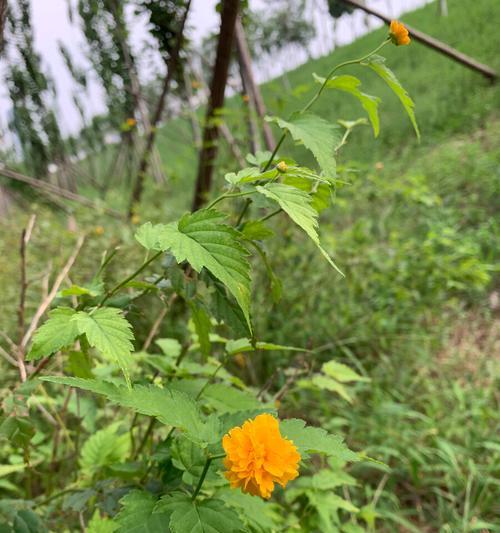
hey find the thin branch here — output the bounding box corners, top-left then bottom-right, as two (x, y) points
(0, 167), (124, 218)
(17, 214), (36, 381)
(21, 235), (85, 351)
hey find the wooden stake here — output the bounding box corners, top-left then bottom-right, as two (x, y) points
(341, 0), (497, 81)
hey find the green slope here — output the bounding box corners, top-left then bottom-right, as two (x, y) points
(152, 0), (500, 208)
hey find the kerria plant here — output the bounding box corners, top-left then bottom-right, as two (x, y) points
(5, 22), (418, 532)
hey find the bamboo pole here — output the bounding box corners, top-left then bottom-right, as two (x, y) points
(341, 0), (497, 81)
(234, 17), (276, 150)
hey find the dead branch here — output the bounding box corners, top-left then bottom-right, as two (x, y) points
(234, 17), (275, 150)
(0, 167), (124, 218)
(17, 214), (36, 381)
(21, 235), (85, 352)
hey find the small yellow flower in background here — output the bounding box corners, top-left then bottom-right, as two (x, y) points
(389, 20), (411, 46)
(131, 214), (141, 225)
(277, 161), (288, 173)
(233, 353), (246, 368)
(94, 225), (105, 236)
(126, 118), (137, 128)
(191, 80), (201, 89)
(242, 94), (250, 103)
(375, 161), (384, 171)
(223, 413), (300, 499)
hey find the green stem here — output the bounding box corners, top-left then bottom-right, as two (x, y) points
(262, 39), (389, 174)
(192, 457), (213, 500)
(236, 198), (251, 227)
(209, 452), (226, 460)
(206, 190), (254, 210)
(258, 208), (282, 223)
(96, 250), (163, 309)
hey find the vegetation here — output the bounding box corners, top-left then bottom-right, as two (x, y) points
(0, 1), (498, 532)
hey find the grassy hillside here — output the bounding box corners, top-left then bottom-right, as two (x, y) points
(149, 0), (500, 216)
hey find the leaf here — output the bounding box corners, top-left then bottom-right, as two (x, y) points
(189, 302), (211, 358)
(322, 361), (370, 383)
(135, 222), (164, 251)
(240, 220), (274, 241)
(12, 510), (47, 533)
(73, 308), (134, 387)
(280, 418), (358, 461)
(256, 183), (344, 275)
(115, 491), (171, 533)
(225, 338), (304, 356)
(361, 55), (420, 138)
(40, 377), (216, 445)
(157, 494), (244, 533)
(224, 167), (277, 185)
(266, 113), (341, 178)
(211, 282), (250, 339)
(313, 73), (380, 136)
(26, 307), (79, 361)
(217, 488), (278, 532)
(155, 338), (182, 358)
(311, 375), (353, 403)
(137, 210), (252, 332)
(202, 384), (261, 413)
(79, 423), (130, 476)
(87, 511), (117, 533)
(67, 351), (93, 379)
(0, 464), (25, 478)
(0, 417), (35, 448)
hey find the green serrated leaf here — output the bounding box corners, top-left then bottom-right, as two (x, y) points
(189, 302), (211, 358)
(266, 113), (341, 178)
(73, 308), (134, 387)
(202, 384), (260, 413)
(79, 423), (130, 477)
(40, 377), (216, 445)
(211, 282), (251, 339)
(27, 307), (79, 361)
(217, 488), (278, 532)
(280, 418), (358, 461)
(158, 494), (244, 533)
(135, 222), (163, 251)
(256, 183), (344, 275)
(137, 210), (252, 332)
(361, 55), (420, 138)
(314, 73), (380, 136)
(115, 491), (171, 533)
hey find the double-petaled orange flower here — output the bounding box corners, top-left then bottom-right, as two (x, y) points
(222, 413), (301, 499)
(389, 20), (411, 46)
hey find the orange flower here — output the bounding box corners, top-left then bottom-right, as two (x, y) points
(126, 118), (137, 127)
(222, 413), (301, 499)
(389, 20), (411, 46)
